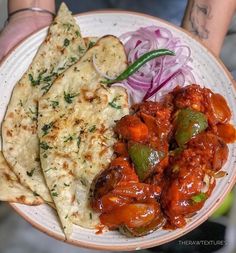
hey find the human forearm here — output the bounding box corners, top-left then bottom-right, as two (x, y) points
(182, 0), (236, 56)
(0, 0), (55, 62)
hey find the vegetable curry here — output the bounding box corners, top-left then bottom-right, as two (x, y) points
(90, 84), (236, 237)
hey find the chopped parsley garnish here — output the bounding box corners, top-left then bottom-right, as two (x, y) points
(44, 167), (57, 173)
(28, 107), (38, 121)
(41, 122), (53, 136)
(50, 100), (59, 109)
(70, 57), (77, 63)
(42, 76), (52, 82)
(41, 83), (52, 94)
(28, 74), (40, 86)
(26, 168), (35, 177)
(28, 69), (47, 86)
(88, 125), (96, 132)
(51, 184), (58, 197)
(52, 192), (58, 197)
(33, 191), (40, 197)
(108, 96), (122, 109)
(40, 73), (56, 93)
(64, 134), (75, 142)
(75, 30), (81, 37)
(191, 193), (206, 203)
(77, 136), (81, 148)
(88, 41), (95, 49)
(64, 38), (70, 47)
(78, 46), (85, 54)
(64, 91), (79, 104)
(43, 154), (48, 158)
(64, 183), (70, 187)
(63, 23), (74, 31)
(19, 100), (23, 107)
(80, 177), (87, 186)
(44, 72), (58, 83)
(40, 142), (52, 150)
(89, 212), (93, 220)
(73, 66), (80, 72)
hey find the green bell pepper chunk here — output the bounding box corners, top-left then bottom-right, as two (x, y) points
(191, 192), (206, 203)
(175, 108), (208, 146)
(128, 143), (163, 181)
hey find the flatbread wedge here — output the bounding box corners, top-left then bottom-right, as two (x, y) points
(0, 152), (43, 205)
(2, 3), (86, 202)
(38, 35), (129, 237)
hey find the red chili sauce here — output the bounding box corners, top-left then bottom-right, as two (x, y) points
(90, 84), (236, 236)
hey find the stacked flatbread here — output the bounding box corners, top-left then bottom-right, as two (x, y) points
(1, 3), (86, 203)
(0, 3), (129, 237)
(0, 152), (42, 205)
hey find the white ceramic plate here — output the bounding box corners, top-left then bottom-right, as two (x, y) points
(0, 11), (236, 251)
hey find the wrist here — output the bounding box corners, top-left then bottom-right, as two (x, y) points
(8, 0), (55, 24)
(8, 11), (53, 27)
(8, 0), (55, 14)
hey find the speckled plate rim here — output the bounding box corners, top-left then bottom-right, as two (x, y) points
(1, 10), (235, 251)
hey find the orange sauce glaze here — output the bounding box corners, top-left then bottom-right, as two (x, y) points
(90, 84), (236, 235)
(95, 224), (105, 235)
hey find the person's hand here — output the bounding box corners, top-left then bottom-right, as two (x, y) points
(0, 12), (53, 62)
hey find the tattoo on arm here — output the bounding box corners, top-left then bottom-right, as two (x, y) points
(189, 2), (212, 39)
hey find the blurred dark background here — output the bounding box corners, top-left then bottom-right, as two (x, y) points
(56, 0), (187, 26)
(0, 0), (236, 253)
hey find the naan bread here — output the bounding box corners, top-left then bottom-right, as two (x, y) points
(2, 3), (86, 202)
(38, 35), (129, 236)
(0, 152), (43, 205)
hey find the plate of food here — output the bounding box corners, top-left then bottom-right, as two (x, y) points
(0, 3), (236, 251)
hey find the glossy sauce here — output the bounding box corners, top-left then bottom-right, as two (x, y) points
(90, 84), (236, 236)
(210, 93), (231, 123)
(95, 224), (105, 235)
(216, 123), (236, 143)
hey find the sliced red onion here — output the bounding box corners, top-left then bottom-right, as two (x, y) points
(119, 26), (195, 104)
(144, 70), (182, 101)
